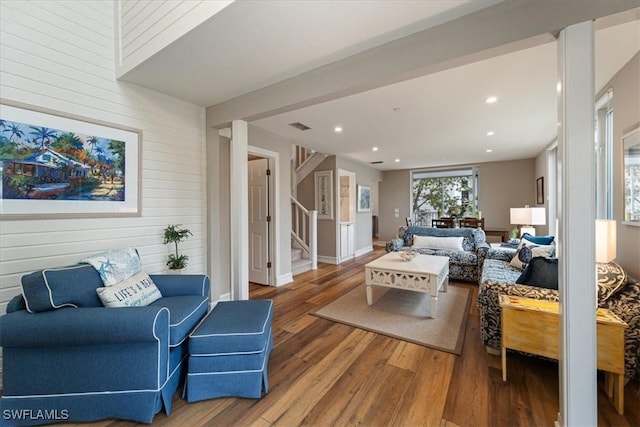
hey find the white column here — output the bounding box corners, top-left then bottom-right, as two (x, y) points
(557, 21), (596, 426)
(230, 120), (249, 300)
(310, 210), (318, 270)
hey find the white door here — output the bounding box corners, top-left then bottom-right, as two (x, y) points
(248, 158), (270, 285)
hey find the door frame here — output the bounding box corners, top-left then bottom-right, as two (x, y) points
(248, 145), (279, 288)
(336, 168), (356, 263)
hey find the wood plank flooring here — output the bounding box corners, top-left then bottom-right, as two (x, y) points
(66, 248), (639, 426)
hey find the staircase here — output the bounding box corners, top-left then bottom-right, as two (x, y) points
(291, 196), (317, 275)
(291, 247), (312, 275)
(291, 145), (327, 198)
(290, 145), (320, 275)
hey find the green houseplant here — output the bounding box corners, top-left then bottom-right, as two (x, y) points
(163, 224), (192, 270)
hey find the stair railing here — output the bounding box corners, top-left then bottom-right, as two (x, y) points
(290, 196), (317, 270)
(294, 145), (314, 171)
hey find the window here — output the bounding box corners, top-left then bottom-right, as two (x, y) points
(411, 168), (478, 225)
(595, 90), (613, 219)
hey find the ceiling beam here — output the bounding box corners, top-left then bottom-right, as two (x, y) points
(206, 0), (639, 128)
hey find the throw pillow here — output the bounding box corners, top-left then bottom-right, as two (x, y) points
(509, 240), (555, 270)
(412, 235), (464, 251)
(522, 233), (555, 245)
(402, 232), (413, 247)
(96, 272), (162, 308)
(21, 264), (104, 313)
(80, 248), (142, 286)
(516, 257), (558, 290)
(596, 262), (628, 302)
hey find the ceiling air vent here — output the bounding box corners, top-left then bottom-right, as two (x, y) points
(370, 161), (384, 165)
(288, 122), (311, 131)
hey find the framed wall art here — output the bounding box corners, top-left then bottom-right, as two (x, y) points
(536, 176), (544, 205)
(314, 170), (333, 220)
(623, 126), (640, 226)
(0, 100), (141, 219)
(357, 185), (371, 213)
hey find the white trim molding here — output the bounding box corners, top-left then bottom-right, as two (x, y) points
(318, 256), (338, 265)
(354, 246), (373, 257)
(276, 273), (294, 287)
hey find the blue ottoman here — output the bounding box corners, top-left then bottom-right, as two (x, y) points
(184, 299), (274, 402)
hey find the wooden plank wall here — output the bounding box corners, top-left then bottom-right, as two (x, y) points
(0, 0), (207, 384)
(117, 0), (233, 75)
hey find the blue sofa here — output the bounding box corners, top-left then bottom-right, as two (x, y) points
(386, 225), (490, 283)
(0, 264), (210, 426)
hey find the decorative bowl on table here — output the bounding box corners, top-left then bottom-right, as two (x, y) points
(400, 251), (418, 262)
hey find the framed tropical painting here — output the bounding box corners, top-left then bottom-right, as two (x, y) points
(0, 100), (141, 219)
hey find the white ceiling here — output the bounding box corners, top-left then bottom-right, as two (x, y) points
(121, 2), (640, 171)
(123, 0), (500, 106)
(254, 19), (639, 170)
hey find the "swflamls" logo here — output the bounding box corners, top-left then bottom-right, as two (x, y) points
(3, 409), (70, 421)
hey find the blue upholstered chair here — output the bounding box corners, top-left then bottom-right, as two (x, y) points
(0, 265), (210, 426)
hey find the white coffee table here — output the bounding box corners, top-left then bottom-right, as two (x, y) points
(364, 252), (449, 318)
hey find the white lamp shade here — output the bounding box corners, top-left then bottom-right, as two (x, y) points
(595, 219), (616, 263)
(510, 207), (546, 225)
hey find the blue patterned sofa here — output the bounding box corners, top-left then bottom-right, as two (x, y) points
(478, 248), (640, 382)
(386, 225), (490, 282)
(0, 263), (210, 425)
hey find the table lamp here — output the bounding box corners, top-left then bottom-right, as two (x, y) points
(595, 219), (616, 263)
(510, 206), (546, 237)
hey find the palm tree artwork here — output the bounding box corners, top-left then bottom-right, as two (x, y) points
(7, 123), (24, 144)
(29, 126), (57, 149)
(0, 117), (128, 202)
(87, 136), (99, 154)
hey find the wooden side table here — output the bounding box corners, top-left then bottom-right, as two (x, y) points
(499, 294), (627, 415)
(484, 228), (510, 243)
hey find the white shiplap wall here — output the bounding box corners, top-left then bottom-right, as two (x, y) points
(116, 0), (234, 77)
(0, 0), (207, 381)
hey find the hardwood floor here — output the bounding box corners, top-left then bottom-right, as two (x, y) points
(68, 248), (639, 426)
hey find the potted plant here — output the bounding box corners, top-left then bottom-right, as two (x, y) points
(163, 224), (192, 271)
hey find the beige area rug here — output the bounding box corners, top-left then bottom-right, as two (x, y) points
(312, 285), (471, 355)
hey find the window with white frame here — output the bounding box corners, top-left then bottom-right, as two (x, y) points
(595, 90), (613, 219)
(411, 167), (478, 225)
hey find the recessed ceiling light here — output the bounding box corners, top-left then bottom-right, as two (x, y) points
(372, 147), (379, 152)
(485, 96), (498, 104)
(395, 158), (400, 163)
(486, 149), (493, 153)
(334, 126), (342, 133)
(486, 131), (495, 136)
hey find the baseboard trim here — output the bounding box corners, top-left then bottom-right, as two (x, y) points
(209, 292), (231, 309)
(354, 245), (373, 257)
(276, 273), (294, 286)
(318, 255), (338, 264)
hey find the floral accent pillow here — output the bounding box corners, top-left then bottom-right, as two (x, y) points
(596, 262), (627, 302)
(80, 248), (141, 286)
(509, 239), (555, 270)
